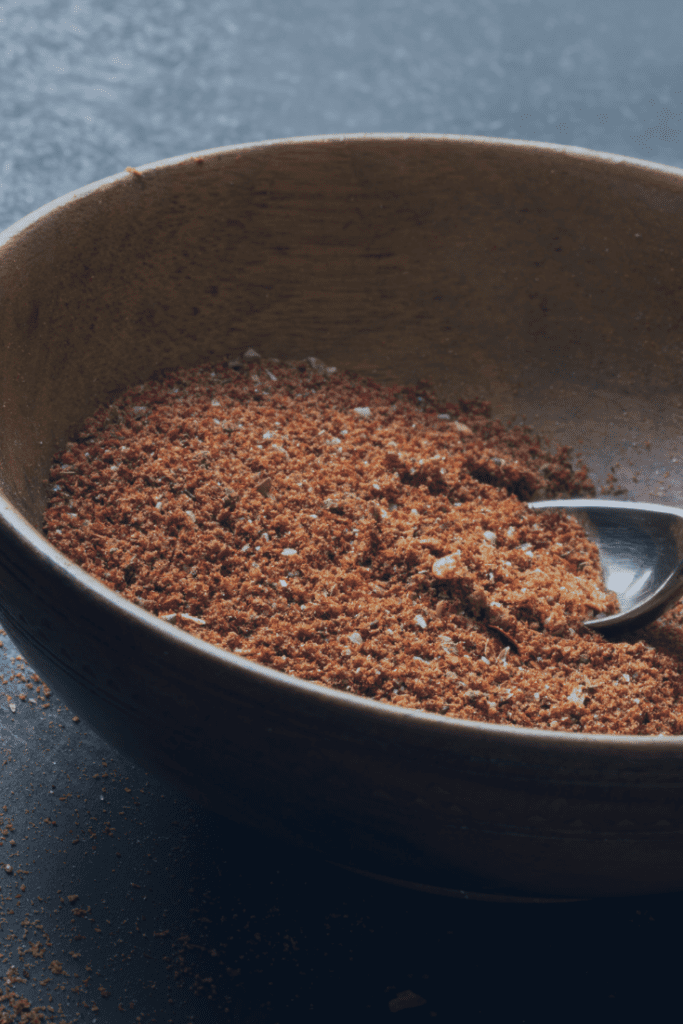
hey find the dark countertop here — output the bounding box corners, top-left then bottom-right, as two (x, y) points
(1, 2), (682, 1021)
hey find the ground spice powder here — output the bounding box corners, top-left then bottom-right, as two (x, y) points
(43, 355), (683, 735)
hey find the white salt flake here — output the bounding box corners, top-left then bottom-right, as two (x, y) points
(349, 631), (363, 645)
(353, 406), (372, 419)
(179, 613), (207, 626)
(432, 553), (460, 580)
(179, 610), (205, 626)
(414, 614), (427, 629)
(307, 356), (336, 374)
(282, 548), (298, 556)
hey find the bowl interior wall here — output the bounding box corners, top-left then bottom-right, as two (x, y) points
(3, 138), (683, 525)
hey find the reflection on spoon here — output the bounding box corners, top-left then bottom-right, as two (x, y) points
(606, 567), (653, 606)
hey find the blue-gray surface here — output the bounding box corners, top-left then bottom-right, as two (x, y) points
(2, 0), (683, 231)
(1, 1), (682, 1021)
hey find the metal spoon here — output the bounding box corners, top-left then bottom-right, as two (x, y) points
(527, 499), (683, 633)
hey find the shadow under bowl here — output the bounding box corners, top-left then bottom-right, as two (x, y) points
(2, 134), (683, 900)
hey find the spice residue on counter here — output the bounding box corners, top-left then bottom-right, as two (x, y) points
(42, 354), (683, 735)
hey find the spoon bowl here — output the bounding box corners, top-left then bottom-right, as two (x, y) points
(529, 499), (683, 632)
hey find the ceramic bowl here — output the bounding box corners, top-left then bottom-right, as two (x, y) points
(2, 134), (683, 900)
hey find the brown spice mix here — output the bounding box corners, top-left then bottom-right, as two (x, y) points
(43, 356), (683, 735)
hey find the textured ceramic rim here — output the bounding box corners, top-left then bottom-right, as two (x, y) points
(2, 131), (682, 752)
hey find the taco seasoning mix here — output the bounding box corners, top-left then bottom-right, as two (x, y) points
(43, 353), (683, 736)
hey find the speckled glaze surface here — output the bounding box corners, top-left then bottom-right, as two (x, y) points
(2, 134), (683, 899)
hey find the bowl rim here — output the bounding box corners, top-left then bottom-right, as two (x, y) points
(3, 130), (683, 249)
(2, 130), (683, 750)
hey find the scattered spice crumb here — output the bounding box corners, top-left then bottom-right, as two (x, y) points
(389, 990), (428, 1012)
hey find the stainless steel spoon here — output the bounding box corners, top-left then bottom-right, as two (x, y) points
(527, 499), (683, 632)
